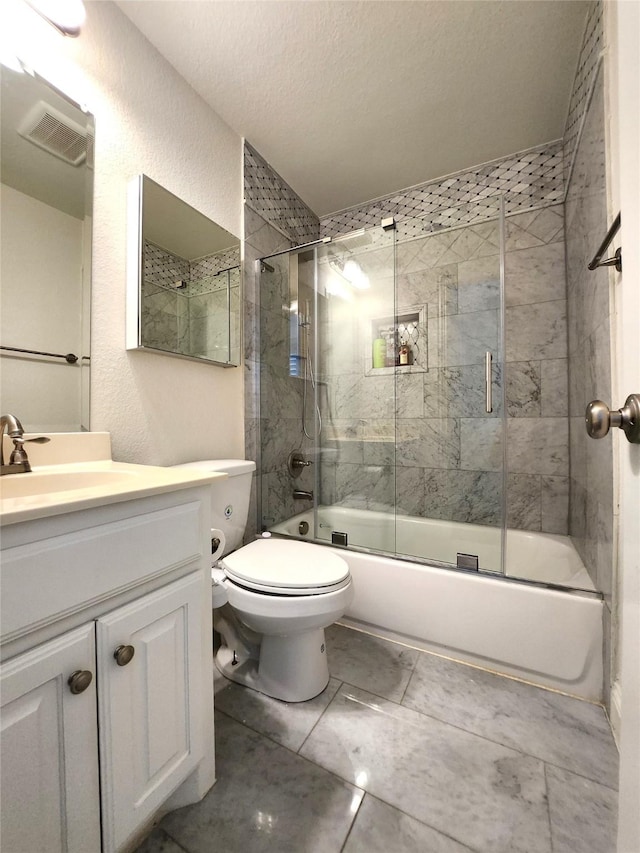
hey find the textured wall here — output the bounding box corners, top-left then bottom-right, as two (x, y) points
(2, 0), (245, 465)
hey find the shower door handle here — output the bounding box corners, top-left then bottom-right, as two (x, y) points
(485, 352), (493, 413)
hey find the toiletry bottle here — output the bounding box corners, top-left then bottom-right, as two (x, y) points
(399, 344), (411, 366)
(372, 337), (386, 369)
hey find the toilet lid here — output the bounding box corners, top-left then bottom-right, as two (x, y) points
(220, 538), (350, 594)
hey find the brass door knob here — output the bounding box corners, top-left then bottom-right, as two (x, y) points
(68, 670), (93, 694)
(585, 394), (640, 443)
(113, 644), (135, 666)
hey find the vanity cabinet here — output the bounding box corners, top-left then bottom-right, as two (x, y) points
(0, 623), (101, 853)
(1, 485), (215, 853)
(97, 572), (203, 852)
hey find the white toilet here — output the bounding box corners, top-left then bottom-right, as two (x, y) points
(173, 459), (353, 702)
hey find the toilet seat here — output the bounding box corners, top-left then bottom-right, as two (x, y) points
(220, 538), (350, 596)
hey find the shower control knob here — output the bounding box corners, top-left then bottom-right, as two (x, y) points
(288, 451), (313, 478)
(585, 394), (640, 444)
(113, 644), (135, 666)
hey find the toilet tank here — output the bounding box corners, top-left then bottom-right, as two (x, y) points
(171, 459), (256, 554)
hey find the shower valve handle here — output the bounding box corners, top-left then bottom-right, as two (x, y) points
(288, 451), (313, 478)
(585, 395), (640, 444)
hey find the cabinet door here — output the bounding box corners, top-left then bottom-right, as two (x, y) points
(97, 572), (205, 853)
(0, 624), (101, 853)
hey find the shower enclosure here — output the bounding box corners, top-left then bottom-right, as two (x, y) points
(257, 199), (591, 592)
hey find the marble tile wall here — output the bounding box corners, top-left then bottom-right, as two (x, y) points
(320, 206), (569, 537)
(243, 202), (306, 539)
(143, 241), (241, 361)
(504, 204), (569, 534)
(565, 62), (613, 599)
(563, 2), (603, 188)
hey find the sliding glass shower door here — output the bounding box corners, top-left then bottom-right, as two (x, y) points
(391, 205), (505, 573)
(259, 199), (506, 575)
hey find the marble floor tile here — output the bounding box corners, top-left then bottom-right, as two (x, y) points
(343, 794), (475, 853)
(402, 653), (618, 789)
(546, 764), (617, 853)
(134, 828), (186, 853)
(161, 712), (362, 853)
(300, 684), (552, 853)
(326, 623), (419, 702)
(214, 674), (341, 751)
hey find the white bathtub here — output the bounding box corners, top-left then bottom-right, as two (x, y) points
(270, 507), (603, 701)
(273, 505), (594, 590)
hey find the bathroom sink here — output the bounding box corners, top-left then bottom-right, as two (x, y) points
(0, 450), (224, 525)
(0, 468), (139, 499)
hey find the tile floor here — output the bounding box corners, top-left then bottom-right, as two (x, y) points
(136, 623), (618, 853)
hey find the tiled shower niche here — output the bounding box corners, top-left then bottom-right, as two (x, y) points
(142, 241), (241, 364)
(367, 309), (427, 375)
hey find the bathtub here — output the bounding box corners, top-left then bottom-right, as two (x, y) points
(270, 507), (603, 701)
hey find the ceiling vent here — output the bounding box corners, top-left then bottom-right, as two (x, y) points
(18, 101), (88, 166)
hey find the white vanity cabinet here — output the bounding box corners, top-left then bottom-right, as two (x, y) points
(1, 482), (216, 853)
(97, 572), (204, 852)
(0, 623), (101, 853)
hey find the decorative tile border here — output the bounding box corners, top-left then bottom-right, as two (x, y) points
(563, 1), (603, 188)
(320, 141), (563, 239)
(144, 241), (240, 296)
(243, 142), (319, 244)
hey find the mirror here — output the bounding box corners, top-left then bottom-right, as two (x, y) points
(0, 64), (93, 431)
(127, 175), (241, 367)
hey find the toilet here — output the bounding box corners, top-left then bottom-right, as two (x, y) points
(172, 459), (353, 702)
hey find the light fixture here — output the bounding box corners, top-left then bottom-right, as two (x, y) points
(24, 0), (86, 37)
(342, 258), (370, 290)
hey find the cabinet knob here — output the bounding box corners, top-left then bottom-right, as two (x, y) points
(113, 644), (135, 666)
(68, 670), (93, 694)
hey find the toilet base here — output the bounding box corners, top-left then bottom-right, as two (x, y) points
(215, 627), (329, 702)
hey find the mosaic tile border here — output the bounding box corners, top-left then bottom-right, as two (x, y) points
(563, 2), (603, 188)
(320, 141), (563, 239)
(144, 241), (240, 297)
(244, 142), (320, 245)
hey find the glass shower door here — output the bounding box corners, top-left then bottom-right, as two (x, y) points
(314, 227), (397, 553)
(393, 201), (506, 574)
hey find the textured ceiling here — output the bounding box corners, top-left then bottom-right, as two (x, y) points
(116, 0), (588, 217)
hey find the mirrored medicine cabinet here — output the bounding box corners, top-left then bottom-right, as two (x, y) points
(0, 63), (94, 432)
(127, 175), (241, 367)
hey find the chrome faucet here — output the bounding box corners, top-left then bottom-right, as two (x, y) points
(1, 414), (50, 475)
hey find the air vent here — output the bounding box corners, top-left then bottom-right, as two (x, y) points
(18, 101), (88, 166)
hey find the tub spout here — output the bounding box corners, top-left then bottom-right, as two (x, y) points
(293, 489), (314, 501)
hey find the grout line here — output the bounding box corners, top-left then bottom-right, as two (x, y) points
(161, 827), (192, 853)
(338, 791), (366, 853)
(296, 679), (344, 755)
(544, 763), (557, 853)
